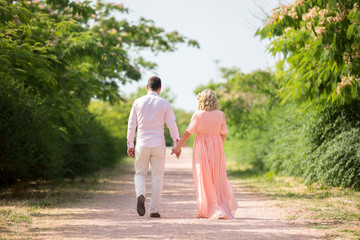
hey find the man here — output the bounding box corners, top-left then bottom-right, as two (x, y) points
(127, 76), (180, 218)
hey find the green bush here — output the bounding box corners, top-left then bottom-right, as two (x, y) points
(226, 101), (360, 189)
(302, 101), (360, 189)
(0, 81), (64, 185)
(305, 128), (360, 189)
(262, 105), (306, 177)
(225, 105), (301, 173)
(225, 127), (269, 172)
(0, 81), (123, 186)
(62, 113), (121, 178)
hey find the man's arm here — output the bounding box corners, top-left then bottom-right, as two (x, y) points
(127, 102), (137, 157)
(164, 102), (180, 146)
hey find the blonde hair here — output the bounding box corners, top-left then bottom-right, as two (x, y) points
(197, 89), (220, 111)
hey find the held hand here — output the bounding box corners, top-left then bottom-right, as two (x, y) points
(171, 147), (181, 159)
(127, 147), (135, 158)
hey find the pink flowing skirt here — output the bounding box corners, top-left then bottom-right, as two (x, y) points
(192, 134), (238, 219)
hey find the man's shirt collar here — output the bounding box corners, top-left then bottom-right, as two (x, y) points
(147, 91), (159, 96)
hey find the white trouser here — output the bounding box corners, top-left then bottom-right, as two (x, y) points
(134, 144), (166, 213)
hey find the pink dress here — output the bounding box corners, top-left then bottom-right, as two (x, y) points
(186, 110), (238, 219)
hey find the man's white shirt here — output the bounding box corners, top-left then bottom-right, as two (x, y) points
(127, 91), (180, 148)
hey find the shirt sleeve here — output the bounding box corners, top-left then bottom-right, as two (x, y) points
(164, 102), (180, 145)
(220, 112), (229, 135)
(127, 101), (137, 148)
(186, 112), (198, 134)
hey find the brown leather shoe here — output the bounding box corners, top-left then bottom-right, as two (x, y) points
(137, 195), (145, 216)
(150, 212), (160, 218)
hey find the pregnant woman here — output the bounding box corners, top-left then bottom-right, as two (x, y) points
(172, 89), (238, 219)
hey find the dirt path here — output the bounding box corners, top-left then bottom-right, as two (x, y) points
(28, 147), (325, 239)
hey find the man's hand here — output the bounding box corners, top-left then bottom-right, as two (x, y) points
(127, 147), (135, 158)
(171, 147), (181, 159)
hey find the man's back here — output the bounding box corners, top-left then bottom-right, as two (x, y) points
(127, 91), (179, 148)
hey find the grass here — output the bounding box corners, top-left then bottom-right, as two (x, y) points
(0, 209), (32, 224)
(341, 229), (360, 237)
(227, 159), (360, 240)
(287, 214), (298, 220)
(0, 208), (33, 239)
(309, 222), (331, 230)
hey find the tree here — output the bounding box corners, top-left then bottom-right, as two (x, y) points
(256, 0), (360, 104)
(194, 68), (278, 133)
(0, 0), (199, 185)
(0, 0), (199, 130)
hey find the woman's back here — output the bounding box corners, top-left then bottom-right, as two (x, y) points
(191, 110), (227, 136)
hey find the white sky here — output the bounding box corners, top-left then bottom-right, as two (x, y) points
(116, 0), (286, 112)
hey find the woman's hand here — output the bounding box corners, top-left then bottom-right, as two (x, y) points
(221, 134), (226, 143)
(171, 131), (191, 159)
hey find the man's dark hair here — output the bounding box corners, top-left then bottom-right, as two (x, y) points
(148, 76), (161, 91)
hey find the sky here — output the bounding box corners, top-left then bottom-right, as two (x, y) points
(116, 0), (286, 112)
